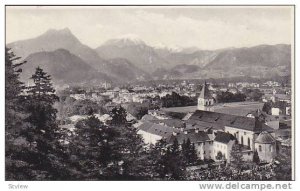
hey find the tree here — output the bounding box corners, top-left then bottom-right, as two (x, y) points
(25, 67), (59, 131)
(153, 138), (187, 180)
(262, 102), (272, 114)
(5, 48), (31, 180)
(217, 91), (246, 103)
(69, 114), (121, 180)
(216, 151), (223, 161)
(230, 144), (244, 171)
(5, 47), (27, 136)
(110, 106), (127, 126)
(126, 102), (149, 120)
(182, 138), (198, 165)
(274, 146), (292, 180)
(115, 125), (150, 179)
(150, 139), (168, 179)
(20, 67), (64, 180)
(243, 88), (263, 101)
(253, 149), (260, 164)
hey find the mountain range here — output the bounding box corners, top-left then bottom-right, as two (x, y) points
(7, 28), (291, 85)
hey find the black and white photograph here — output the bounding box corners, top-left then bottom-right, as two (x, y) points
(4, 4), (295, 184)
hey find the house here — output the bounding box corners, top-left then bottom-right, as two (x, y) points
(213, 131), (236, 162)
(286, 106), (291, 116)
(228, 88), (238, 94)
(69, 115), (87, 123)
(136, 121), (180, 145)
(274, 94), (291, 104)
(271, 108), (280, 116)
(70, 93), (86, 100)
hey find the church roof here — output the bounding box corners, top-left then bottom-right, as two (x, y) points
(255, 131), (276, 144)
(188, 110), (274, 133)
(199, 82), (213, 99)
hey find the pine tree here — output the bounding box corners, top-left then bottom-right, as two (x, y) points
(70, 114), (118, 180)
(182, 138), (198, 165)
(108, 106), (151, 179)
(230, 144), (244, 171)
(25, 67), (59, 133)
(154, 138), (186, 180)
(150, 139), (168, 179)
(70, 106), (152, 180)
(190, 143), (198, 164)
(5, 47), (26, 135)
(216, 151), (223, 161)
(116, 125), (150, 180)
(21, 67), (63, 180)
(253, 149), (260, 164)
(5, 48), (31, 180)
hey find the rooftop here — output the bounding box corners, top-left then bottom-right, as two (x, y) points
(137, 121), (179, 137)
(255, 131), (276, 144)
(188, 110), (274, 133)
(214, 131), (236, 144)
(167, 131), (210, 144)
(150, 119), (186, 129)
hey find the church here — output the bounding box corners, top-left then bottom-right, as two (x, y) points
(197, 82), (215, 111)
(137, 82), (278, 163)
(186, 82), (277, 163)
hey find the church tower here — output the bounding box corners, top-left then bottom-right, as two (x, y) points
(198, 82), (214, 111)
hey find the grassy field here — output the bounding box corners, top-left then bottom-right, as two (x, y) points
(161, 101), (264, 117)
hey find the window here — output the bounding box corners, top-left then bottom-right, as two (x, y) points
(204, 151), (206, 154)
(241, 136), (244, 145)
(248, 138), (251, 147)
(244, 132), (246, 135)
(259, 145), (262, 152)
(269, 145), (273, 152)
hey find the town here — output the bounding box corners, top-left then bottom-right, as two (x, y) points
(54, 78), (292, 180)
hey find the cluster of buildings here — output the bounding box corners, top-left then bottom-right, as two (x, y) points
(63, 79), (292, 165)
(135, 82), (291, 164)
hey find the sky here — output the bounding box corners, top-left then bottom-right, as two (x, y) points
(6, 6), (294, 50)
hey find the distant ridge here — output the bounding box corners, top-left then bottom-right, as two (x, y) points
(7, 28), (291, 84)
